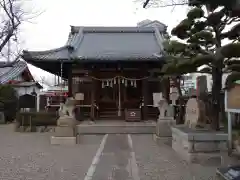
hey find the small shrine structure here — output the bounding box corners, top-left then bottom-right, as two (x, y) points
(0, 60), (42, 96)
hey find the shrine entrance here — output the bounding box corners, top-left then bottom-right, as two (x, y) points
(97, 76), (142, 120)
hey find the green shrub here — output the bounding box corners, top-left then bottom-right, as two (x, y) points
(16, 111), (58, 126)
(0, 85), (18, 122)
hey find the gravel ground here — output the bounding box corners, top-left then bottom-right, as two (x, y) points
(0, 125), (103, 180)
(0, 125), (239, 180)
(131, 134), (239, 180)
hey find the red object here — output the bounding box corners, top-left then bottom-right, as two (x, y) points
(44, 92), (68, 97)
(7, 80), (19, 84)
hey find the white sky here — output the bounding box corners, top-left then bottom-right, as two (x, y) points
(19, 0), (188, 85)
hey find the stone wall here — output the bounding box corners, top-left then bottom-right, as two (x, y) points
(172, 126), (228, 163)
(15, 124), (55, 133)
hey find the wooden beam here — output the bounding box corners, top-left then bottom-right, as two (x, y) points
(68, 67), (73, 97)
(142, 78), (149, 120)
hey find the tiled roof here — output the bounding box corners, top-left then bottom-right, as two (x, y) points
(0, 61), (27, 84)
(11, 81), (43, 89)
(22, 23), (167, 62)
(22, 46), (72, 61)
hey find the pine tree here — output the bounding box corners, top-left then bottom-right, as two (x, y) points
(161, 5), (240, 130)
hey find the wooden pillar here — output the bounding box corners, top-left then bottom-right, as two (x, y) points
(68, 65), (73, 97)
(90, 78), (96, 120)
(142, 78), (148, 120)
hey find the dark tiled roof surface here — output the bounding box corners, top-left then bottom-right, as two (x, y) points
(11, 81), (43, 89)
(23, 23), (167, 62)
(0, 61), (27, 84)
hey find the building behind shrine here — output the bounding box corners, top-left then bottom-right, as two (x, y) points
(22, 20), (168, 121)
(0, 60), (42, 96)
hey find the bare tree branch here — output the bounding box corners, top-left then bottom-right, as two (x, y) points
(0, 0), (42, 68)
(140, 0), (188, 8)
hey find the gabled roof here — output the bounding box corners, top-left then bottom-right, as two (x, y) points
(22, 24), (167, 62)
(11, 81), (43, 89)
(0, 61), (27, 84)
(22, 46), (72, 61)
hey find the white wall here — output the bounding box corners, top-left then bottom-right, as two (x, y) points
(14, 85), (41, 97)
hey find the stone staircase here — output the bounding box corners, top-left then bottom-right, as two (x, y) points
(147, 106), (159, 120)
(98, 107), (124, 120)
(76, 120), (156, 134)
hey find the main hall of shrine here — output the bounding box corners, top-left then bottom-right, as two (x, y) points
(22, 20), (168, 121)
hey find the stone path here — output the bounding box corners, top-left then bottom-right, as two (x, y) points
(86, 134), (237, 180)
(88, 134), (139, 180)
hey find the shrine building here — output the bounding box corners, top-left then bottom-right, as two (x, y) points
(22, 20), (168, 121)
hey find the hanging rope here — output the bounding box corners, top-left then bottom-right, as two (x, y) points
(88, 75), (149, 81)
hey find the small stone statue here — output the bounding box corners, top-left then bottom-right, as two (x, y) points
(157, 98), (174, 120)
(57, 97), (78, 128)
(158, 98), (169, 118)
(58, 97), (76, 118)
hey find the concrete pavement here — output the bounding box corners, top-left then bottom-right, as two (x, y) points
(87, 134), (228, 180)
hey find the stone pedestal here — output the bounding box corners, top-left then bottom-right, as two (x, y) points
(55, 126), (75, 137)
(51, 116), (78, 145)
(50, 136), (76, 145)
(156, 117), (175, 137)
(154, 117), (175, 144)
(172, 125), (228, 164)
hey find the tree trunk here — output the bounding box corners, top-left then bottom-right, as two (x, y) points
(173, 77), (184, 124)
(211, 67), (222, 130)
(161, 77), (170, 103)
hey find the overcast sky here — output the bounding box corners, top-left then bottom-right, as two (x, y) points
(20, 0), (188, 84)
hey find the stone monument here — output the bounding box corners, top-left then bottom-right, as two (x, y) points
(171, 97), (228, 163)
(51, 97), (78, 145)
(169, 87), (179, 106)
(184, 98), (207, 129)
(196, 75), (208, 97)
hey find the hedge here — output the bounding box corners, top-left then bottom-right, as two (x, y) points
(16, 111), (58, 127)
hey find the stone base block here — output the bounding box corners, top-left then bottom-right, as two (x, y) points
(153, 134), (172, 146)
(50, 136), (76, 145)
(55, 126), (75, 137)
(156, 117), (175, 137)
(76, 123), (155, 134)
(172, 125), (228, 164)
(57, 116), (77, 127)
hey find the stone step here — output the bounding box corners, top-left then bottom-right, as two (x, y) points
(76, 121), (156, 134)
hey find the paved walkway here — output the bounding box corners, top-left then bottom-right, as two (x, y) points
(0, 125), (238, 180)
(86, 134), (235, 180)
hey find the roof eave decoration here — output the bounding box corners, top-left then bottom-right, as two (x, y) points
(72, 54), (164, 62)
(22, 46), (73, 61)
